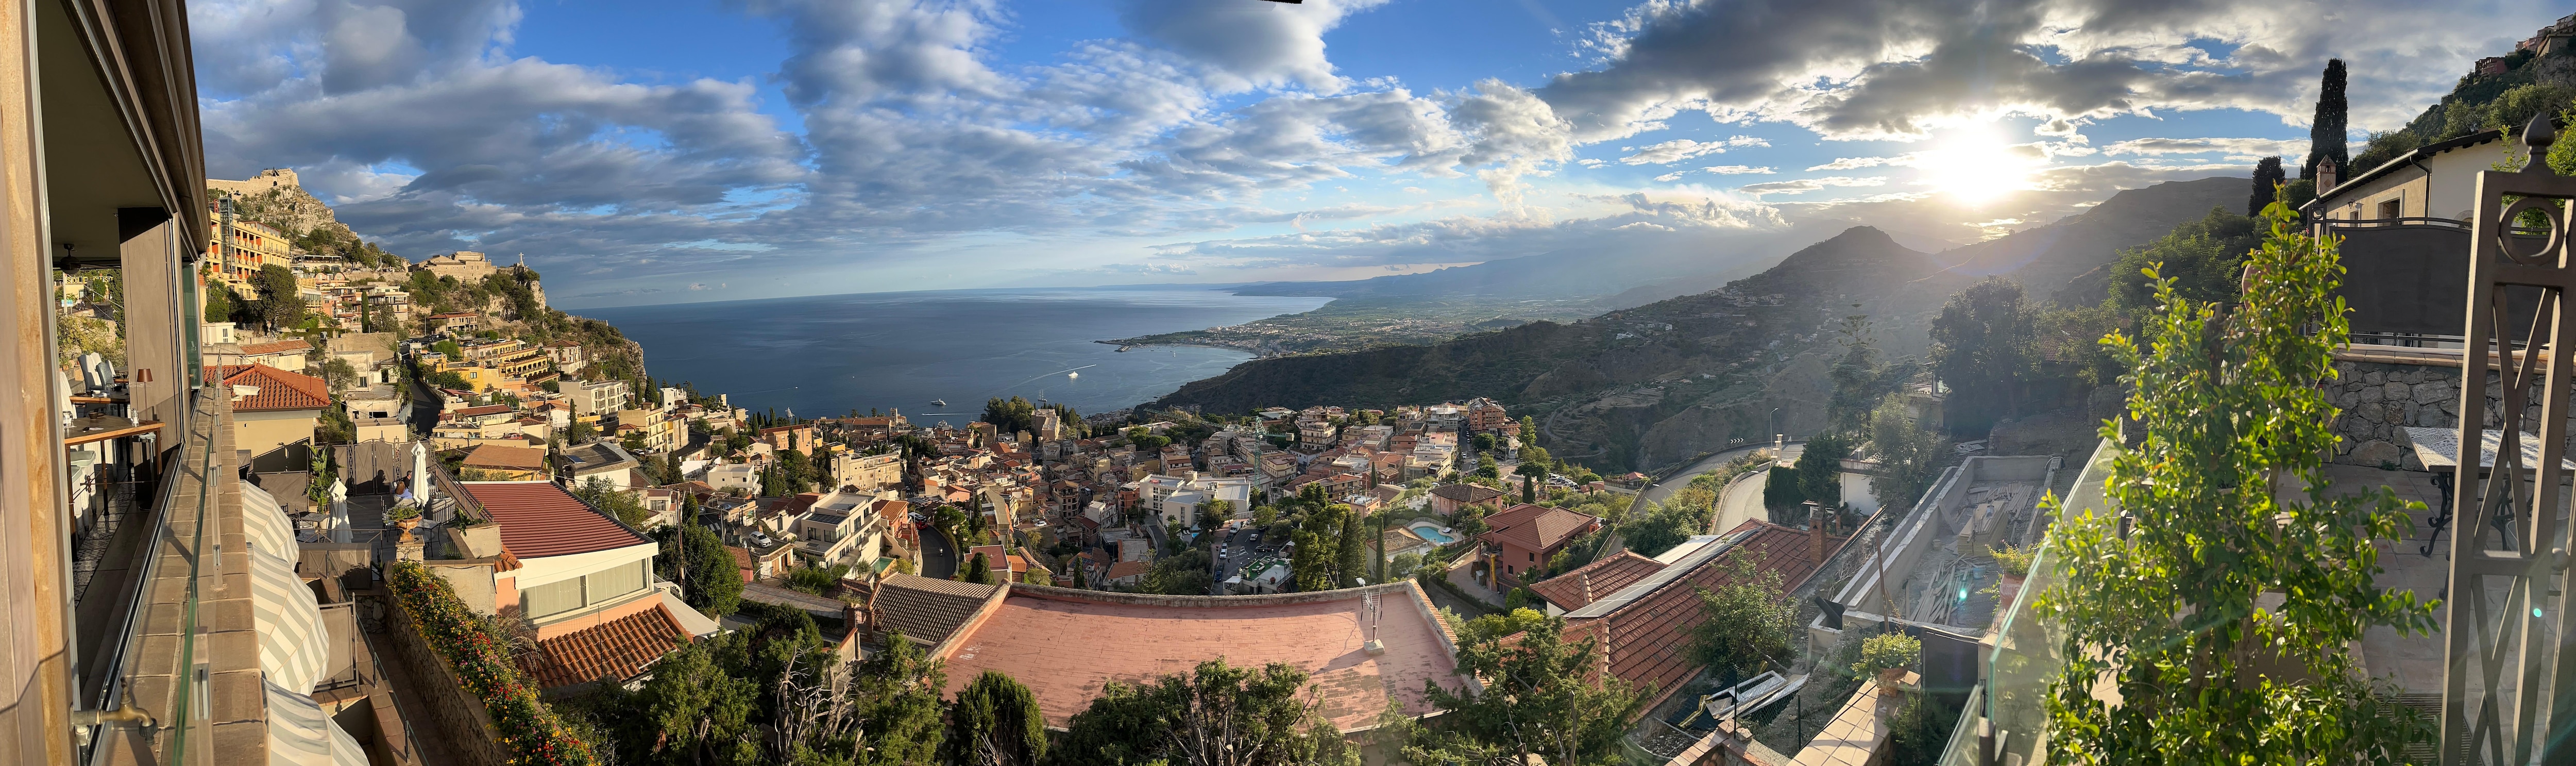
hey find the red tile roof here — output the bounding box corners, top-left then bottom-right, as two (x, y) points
(448, 404), (513, 418)
(1527, 551), (1666, 612)
(214, 364), (331, 412)
(459, 444), (548, 471)
(239, 339), (314, 356)
(1479, 504), (1600, 553)
(940, 585), (1460, 731)
(1562, 521), (1838, 704)
(516, 605), (690, 689)
(460, 481), (649, 559)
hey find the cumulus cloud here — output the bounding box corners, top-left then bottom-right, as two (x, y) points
(1739, 176), (1887, 196)
(1113, 0), (1387, 94)
(1617, 135), (1768, 164)
(1538, 0), (2562, 142)
(2101, 137), (2308, 156)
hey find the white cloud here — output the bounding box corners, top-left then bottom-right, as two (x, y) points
(1701, 165), (1775, 175)
(1738, 176), (1887, 196)
(2102, 137), (2308, 156)
(1616, 135), (1768, 164)
(1538, 0), (2567, 142)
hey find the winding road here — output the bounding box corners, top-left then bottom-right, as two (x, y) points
(920, 525), (958, 580)
(1628, 440), (1804, 517)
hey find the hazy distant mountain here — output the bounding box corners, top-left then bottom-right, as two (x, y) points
(1230, 221), (1866, 301)
(1150, 175), (2251, 471)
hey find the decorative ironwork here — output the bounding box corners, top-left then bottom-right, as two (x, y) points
(2441, 114), (2576, 765)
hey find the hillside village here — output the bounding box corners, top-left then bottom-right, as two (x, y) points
(33, 11), (2576, 766)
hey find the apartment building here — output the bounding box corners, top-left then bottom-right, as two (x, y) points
(564, 377), (633, 418)
(0, 3), (385, 763)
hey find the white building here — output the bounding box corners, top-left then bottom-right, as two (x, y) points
(1139, 471), (1254, 528)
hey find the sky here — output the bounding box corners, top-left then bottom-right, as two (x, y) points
(190, 0), (2571, 308)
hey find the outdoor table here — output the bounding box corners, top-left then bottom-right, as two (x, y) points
(2403, 426), (2576, 557)
(61, 415), (160, 447)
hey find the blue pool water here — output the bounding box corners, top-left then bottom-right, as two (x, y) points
(1409, 522), (1457, 544)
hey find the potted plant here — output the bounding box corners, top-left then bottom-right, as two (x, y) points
(387, 503), (422, 541)
(1988, 544), (2036, 622)
(1854, 631), (1922, 701)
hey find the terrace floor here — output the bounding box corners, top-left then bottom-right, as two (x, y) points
(2325, 464), (2450, 697)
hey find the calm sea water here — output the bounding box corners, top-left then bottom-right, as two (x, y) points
(578, 288), (1330, 422)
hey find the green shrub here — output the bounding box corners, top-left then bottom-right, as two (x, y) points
(388, 562), (595, 765)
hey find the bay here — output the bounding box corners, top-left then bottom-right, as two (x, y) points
(577, 288), (1330, 424)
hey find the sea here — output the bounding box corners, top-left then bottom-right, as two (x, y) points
(577, 287), (1331, 424)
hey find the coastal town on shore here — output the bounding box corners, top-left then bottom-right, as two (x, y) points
(56, 163), (1944, 762)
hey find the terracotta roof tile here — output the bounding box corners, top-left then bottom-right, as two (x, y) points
(1480, 504), (1600, 552)
(239, 339), (314, 356)
(516, 605), (689, 689)
(873, 574), (999, 646)
(1431, 484), (1505, 503)
(1527, 551), (1666, 611)
(459, 444), (547, 471)
(214, 364), (331, 412)
(460, 481), (649, 559)
(1563, 521), (1837, 702)
(941, 585), (1460, 732)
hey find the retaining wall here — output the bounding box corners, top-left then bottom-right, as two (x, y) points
(376, 594), (511, 766)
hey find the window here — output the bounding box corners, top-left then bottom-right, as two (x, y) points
(586, 560), (647, 605)
(523, 578), (584, 618)
(2378, 198), (2403, 220)
(524, 560), (650, 619)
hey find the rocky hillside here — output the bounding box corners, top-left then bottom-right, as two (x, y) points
(1150, 175), (2248, 472)
(213, 171), (401, 267)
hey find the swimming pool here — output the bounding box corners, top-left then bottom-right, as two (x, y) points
(1408, 522), (1458, 544)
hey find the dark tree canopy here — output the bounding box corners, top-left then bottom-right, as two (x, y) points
(1928, 277), (2035, 437)
(947, 671), (1046, 766)
(2249, 156), (2285, 216)
(2303, 59), (2348, 179)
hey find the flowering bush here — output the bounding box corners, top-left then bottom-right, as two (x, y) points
(388, 562), (595, 765)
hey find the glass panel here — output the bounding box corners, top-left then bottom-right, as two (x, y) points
(522, 577), (585, 618)
(584, 561), (645, 605)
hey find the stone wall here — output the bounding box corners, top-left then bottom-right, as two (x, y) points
(377, 594), (512, 766)
(2326, 356), (2462, 470)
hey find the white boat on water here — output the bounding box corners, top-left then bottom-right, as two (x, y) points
(931, 398), (946, 407)
(1067, 371), (1079, 380)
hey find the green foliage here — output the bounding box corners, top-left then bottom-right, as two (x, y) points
(785, 564), (851, 596)
(1455, 607), (1551, 644)
(1618, 499), (1712, 559)
(1867, 393), (1946, 511)
(1791, 432), (1850, 517)
(1396, 616), (1645, 766)
(962, 552), (995, 586)
(654, 524), (744, 617)
(1336, 504), (1367, 587)
(55, 315), (124, 370)
(386, 562), (597, 765)
(840, 631), (950, 765)
(1052, 659), (1353, 766)
(1986, 543), (2033, 577)
(2249, 156), (2285, 217)
(1929, 276), (2035, 436)
(1761, 465), (1802, 513)
(2302, 59), (2348, 179)
(256, 264), (305, 330)
(1885, 693), (1963, 766)
(1687, 555), (1797, 688)
(1140, 547), (1212, 595)
(1853, 631), (1921, 679)
(2035, 197), (2436, 763)
(570, 477), (653, 529)
(948, 671), (1047, 766)
(1824, 310), (1910, 434)
(636, 640), (762, 764)
(1388, 552), (1423, 579)
(2105, 208), (2263, 317)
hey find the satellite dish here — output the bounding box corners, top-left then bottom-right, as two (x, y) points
(78, 353), (106, 392)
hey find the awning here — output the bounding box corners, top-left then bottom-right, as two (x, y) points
(245, 483), (330, 692)
(264, 678), (366, 766)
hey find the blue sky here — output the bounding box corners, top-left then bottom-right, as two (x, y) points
(190, 0), (2569, 307)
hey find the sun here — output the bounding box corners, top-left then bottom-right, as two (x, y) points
(1910, 127), (2044, 205)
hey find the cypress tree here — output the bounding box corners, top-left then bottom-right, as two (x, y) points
(2250, 156), (2286, 215)
(2302, 59), (2348, 179)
